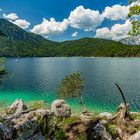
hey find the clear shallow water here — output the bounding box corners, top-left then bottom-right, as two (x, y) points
(1, 57), (140, 113)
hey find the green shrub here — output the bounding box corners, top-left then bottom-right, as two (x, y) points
(28, 100), (46, 110)
(108, 124), (119, 139)
(77, 133), (87, 140)
(129, 113), (140, 121)
(55, 128), (67, 140)
(61, 116), (81, 127)
(36, 114), (48, 135)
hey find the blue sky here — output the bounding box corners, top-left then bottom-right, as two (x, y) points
(0, 0), (131, 41)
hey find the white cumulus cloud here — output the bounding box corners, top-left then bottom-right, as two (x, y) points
(68, 6), (104, 31)
(96, 27), (112, 40)
(3, 13), (19, 20)
(71, 32), (78, 37)
(3, 12), (31, 29)
(12, 19), (31, 29)
(31, 18), (69, 37)
(102, 5), (129, 20)
(96, 20), (132, 40)
(111, 20), (132, 40)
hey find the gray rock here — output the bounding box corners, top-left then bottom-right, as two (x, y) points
(86, 120), (112, 140)
(116, 103), (130, 123)
(128, 131), (140, 140)
(51, 99), (71, 118)
(35, 109), (51, 117)
(0, 123), (13, 140)
(27, 132), (45, 140)
(12, 109), (50, 138)
(0, 100), (52, 140)
(99, 112), (112, 119)
(80, 113), (92, 123)
(14, 120), (45, 140)
(8, 99), (28, 115)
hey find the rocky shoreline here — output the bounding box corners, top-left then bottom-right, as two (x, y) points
(0, 99), (139, 140)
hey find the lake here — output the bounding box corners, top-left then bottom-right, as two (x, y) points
(1, 57), (140, 113)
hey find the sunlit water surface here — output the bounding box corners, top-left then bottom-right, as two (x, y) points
(1, 57), (140, 113)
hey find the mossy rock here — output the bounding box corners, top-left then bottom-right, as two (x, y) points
(76, 132), (87, 140)
(107, 124), (119, 139)
(28, 100), (46, 110)
(125, 125), (140, 134)
(129, 113), (140, 121)
(61, 116), (81, 128)
(54, 128), (67, 140)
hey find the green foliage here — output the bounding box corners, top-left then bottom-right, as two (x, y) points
(54, 128), (67, 140)
(77, 133), (87, 140)
(58, 72), (83, 99)
(129, 20), (140, 35)
(61, 116), (81, 127)
(108, 124), (119, 139)
(128, 5), (140, 17)
(128, 2), (140, 36)
(0, 31), (5, 37)
(28, 100), (46, 110)
(0, 19), (45, 43)
(0, 58), (6, 72)
(129, 113), (140, 120)
(0, 58), (6, 85)
(36, 113), (48, 135)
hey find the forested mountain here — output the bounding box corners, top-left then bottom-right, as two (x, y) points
(0, 19), (46, 42)
(0, 19), (140, 57)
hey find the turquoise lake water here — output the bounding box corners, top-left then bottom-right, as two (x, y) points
(1, 57), (140, 113)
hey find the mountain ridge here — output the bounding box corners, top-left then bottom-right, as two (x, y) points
(120, 35), (140, 46)
(0, 19), (140, 57)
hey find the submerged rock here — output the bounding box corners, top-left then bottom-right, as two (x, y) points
(51, 99), (71, 118)
(8, 99), (28, 115)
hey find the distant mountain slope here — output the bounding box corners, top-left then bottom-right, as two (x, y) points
(0, 19), (140, 57)
(61, 37), (124, 47)
(0, 19), (58, 56)
(0, 19), (46, 43)
(58, 37), (135, 57)
(120, 35), (140, 46)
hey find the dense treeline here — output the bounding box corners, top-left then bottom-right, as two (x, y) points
(0, 18), (140, 57)
(1, 38), (140, 57)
